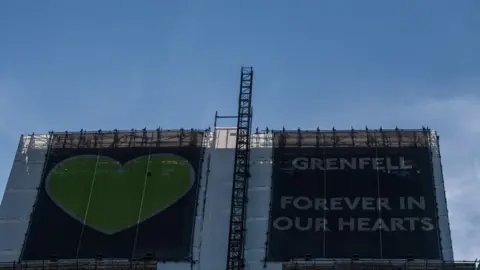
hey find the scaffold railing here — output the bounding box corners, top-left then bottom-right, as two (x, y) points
(282, 258), (479, 270)
(19, 128), (210, 150)
(210, 127), (439, 149)
(0, 259), (158, 269)
(26, 127), (438, 150)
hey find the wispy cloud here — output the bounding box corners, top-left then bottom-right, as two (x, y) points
(347, 92), (480, 260)
(404, 97), (480, 260)
(298, 79), (480, 260)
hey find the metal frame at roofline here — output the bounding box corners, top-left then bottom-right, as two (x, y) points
(282, 258), (479, 270)
(23, 127), (436, 150)
(258, 126), (438, 148)
(44, 128), (209, 149)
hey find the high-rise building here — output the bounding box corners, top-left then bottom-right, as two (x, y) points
(0, 67), (476, 270)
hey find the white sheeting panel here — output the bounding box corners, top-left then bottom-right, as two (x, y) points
(191, 148), (211, 268)
(0, 222), (29, 262)
(429, 133), (454, 261)
(5, 153), (45, 190)
(0, 136), (48, 263)
(0, 191), (36, 219)
(197, 149), (235, 270)
(245, 148), (273, 270)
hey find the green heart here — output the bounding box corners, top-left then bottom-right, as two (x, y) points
(45, 153), (195, 234)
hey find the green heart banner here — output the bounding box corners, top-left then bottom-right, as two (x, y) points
(45, 153), (195, 235)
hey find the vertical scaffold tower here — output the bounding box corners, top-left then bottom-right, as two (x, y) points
(226, 67), (254, 270)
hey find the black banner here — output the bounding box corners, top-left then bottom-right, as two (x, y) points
(267, 146), (441, 261)
(21, 145), (203, 261)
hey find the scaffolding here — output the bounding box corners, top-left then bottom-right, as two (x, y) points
(225, 67), (254, 270)
(264, 127), (452, 262)
(0, 258), (157, 269)
(271, 127), (435, 148)
(209, 127), (436, 149)
(48, 128), (207, 149)
(282, 259), (478, 270)
(17, 128), (209, 265)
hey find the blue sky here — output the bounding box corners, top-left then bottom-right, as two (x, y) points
(1, 0), (480, 260)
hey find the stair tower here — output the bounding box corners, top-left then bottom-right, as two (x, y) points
(226, 67), (254, 270)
